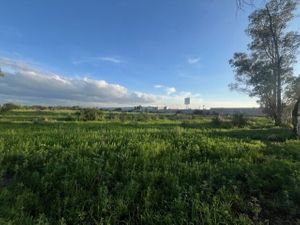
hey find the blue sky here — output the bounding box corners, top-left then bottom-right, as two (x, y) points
(0, 0), (299, 108)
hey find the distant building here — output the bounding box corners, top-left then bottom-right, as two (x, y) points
(141, 106), (158, 112)
(102, 106), (264, 116)
(209, 108), (264, 116)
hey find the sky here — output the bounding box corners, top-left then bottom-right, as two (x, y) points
(0, 0), (299, 109)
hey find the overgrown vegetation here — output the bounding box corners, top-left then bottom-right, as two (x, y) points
(0, 103), (20, 114)
(0, 109), (299, 225)
(211, 114), (223, 126)
(231, 113), (248, 128)
(77, 108), (104, 121)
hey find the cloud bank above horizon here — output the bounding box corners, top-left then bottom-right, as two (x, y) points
(0, 58), (258, 108)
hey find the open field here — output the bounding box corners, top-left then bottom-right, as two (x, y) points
(0, 109), (299, 224)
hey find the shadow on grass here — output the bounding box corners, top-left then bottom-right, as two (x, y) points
(208, 127), (294, 142)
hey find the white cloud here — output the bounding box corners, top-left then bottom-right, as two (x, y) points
(187, 57), (201, 65)
(166, 87), (176, 95)
(0, 58), (153, 106)
(73, 56), (122, 65)
(98, 57), (121, 64)
(154, 84), (176, 95)
(0, 58), (258, 108)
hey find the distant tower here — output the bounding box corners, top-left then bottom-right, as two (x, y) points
(184, 97), (190, 109)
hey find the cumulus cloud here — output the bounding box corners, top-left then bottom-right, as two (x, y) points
(166, 87), (176, 95)
(0, 58), (256, 108)
(154, 84), (176, 95)
(187, 57), (201, 65)
(0, 58), (154, 106)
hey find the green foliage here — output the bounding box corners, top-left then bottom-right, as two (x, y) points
(286, 76), (300, 135)
(0, 109), (299, 224)
(229, 0), (300, 125)
(0, 103), (20, 114)
(231, 113), (248, 128)
(78, 108), (103, 121)
(286, 76), (300, 103)
(211, 115), (222, 126)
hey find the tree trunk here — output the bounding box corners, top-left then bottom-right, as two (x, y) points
(292, 97), (300, 135)
(275, 67), (282, 126)
(266, 6), (282, 126)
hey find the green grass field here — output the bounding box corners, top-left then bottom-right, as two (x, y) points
(0, 109), (299, 224)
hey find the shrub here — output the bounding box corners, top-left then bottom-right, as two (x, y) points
(33, 117), (50, 124)
(231, 113), (247, 128)
(211, 115), (222, 126)
(0, 103), (19, 114)
(79, 109), (103, 121)
(105, 112), (116, 120)
(266, 134), (286, 142)
(65, 114), (76, 121)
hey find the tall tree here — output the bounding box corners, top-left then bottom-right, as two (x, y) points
(229, 0), (300, 125)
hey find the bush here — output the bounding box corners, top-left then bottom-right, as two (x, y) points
(78, 109), (103, 121)
(231, 113), (247, 128)
(33, 117), (50, 124)
(211, 115), (222, 126)
(32, 105), (48, 110)
(105, 112), (116, 120)
(0, 103), (20, 114)
(65, 114), (76, 121)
